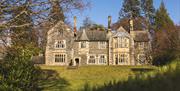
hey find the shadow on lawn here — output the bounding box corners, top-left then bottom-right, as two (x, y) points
(38, 69), (69, 91)
(81, 65), (180, 91)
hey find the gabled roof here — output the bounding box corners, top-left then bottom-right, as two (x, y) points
(76, 29), (107, 41)
(112, 26), (130, 38)
(47, 21), (71, 35)
(131, 31), (150, 42)
(78, 29), (89, 40)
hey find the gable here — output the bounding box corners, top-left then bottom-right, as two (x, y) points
(47, 21), (73, 39)
(112, 26), (130, 38)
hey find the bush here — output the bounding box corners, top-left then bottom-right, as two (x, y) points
(0, 45), (42, 91)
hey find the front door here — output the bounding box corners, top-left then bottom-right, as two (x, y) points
(75, 58), (79, 66)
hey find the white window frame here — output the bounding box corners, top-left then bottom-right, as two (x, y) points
(54, 53), (66, 63)
(79, 41), (88, 48)
(98, 54), (107, 64)
(87, 54), (96, 64)
(114, 37), (129, 48)
(55, 40), (66, 49)
(114, 53), (129, 65)
(98, 42), (106, 49)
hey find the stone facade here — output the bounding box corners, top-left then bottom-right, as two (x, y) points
(45, 21), (151, 66)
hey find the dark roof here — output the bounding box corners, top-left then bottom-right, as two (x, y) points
(76, 29), (107, 41)
(133, 32), (149, 42)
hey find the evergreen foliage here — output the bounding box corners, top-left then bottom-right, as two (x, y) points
(49, 0), (65, 25)
(155, 1), (175, 31)
(152, 1), (178, 65)
(119, 0), (141, 19)
(141, 0), (155, 27)
(0, 44), (41, 90)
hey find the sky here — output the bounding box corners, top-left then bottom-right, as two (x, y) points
(68, 0), (180, 28)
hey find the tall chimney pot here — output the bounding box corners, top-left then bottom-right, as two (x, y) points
(74, 16), (77, 33)
(108, 16), (111, 30)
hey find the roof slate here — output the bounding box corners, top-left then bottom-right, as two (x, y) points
(133, 31), (149, 42)
(76, 29), (108, 41)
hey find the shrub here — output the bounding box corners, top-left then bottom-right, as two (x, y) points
(0, 45), (42, 91)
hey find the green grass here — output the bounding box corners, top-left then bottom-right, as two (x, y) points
(38, 65), (155, 91)
(83, 60), (180, 91)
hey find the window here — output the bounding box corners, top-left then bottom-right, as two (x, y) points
(138, 54), (146, 64)
(58, 30), (63, 36)
(114, 53), (128, 65)
(55, 54), (66, 63)
(138, 42), (144, 48)
(80, 41), (87, 48)
(114, 38), (118, 48)
(99, 42), (106, 49)
(99, 55), (106, 64)
(55, 40), (66, 48)
(88, 55), (96, 64)
(114, 37), (129, 48)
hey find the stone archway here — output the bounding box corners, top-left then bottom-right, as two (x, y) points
(74, 58), (80, 66)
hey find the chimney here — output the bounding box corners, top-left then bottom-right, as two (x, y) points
(74, 16), (77, 36)
(108, 16), (111, 30)
(129, 18), (134, 32)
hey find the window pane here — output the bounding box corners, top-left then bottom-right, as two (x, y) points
(55, 54), (66, 63)
(55, 40), (65, 48)
(81, 41), (86, 48)
(89, 55), (95, 64)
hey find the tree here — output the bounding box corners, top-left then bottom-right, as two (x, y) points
(90, 24), (106, 31)
(10, 3), (34, 46)
(152, 1), (178, 65)
(112, 17), (148, 31)
(155, 1), (174, 31)
(119, 0), (141, 19)
(82, 17), (94, 29)
(49, 0), (65, 26)
(141, 0), (155, 28)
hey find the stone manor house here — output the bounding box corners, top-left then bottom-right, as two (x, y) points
(45, 16), (152, 66)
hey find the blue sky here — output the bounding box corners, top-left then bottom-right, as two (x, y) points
(68, 0), (180, 28)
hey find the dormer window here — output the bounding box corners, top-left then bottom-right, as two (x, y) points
(55, 40), (66, 49)
(80, 41), (88, 48)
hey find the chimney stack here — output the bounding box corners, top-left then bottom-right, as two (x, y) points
(108, 16), (111, 30)
(74, 16), (77, 33)
(73, 16), (77, 37)
(129, 18), (134, 32)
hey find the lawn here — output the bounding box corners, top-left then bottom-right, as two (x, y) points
(38, 65), (155, 91)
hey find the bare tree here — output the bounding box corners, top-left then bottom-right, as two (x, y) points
(0, 0), (90, 54)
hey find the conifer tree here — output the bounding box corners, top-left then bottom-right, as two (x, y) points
(153, 1), (177, 65)
(155, 1), (174, 31)
(141, 0), (155, 27)
(119, 0), (141, 19)
(49, 0), (65, 26)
